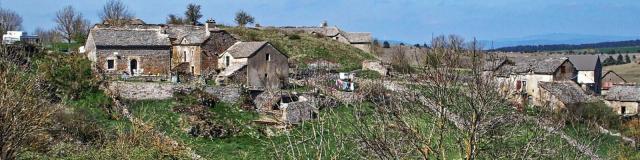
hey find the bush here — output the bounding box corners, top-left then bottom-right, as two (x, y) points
(572, 102), (621, 129)
(288, 34), (301, 40)
(36, 53), (98, 100)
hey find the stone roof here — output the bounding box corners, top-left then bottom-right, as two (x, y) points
(90, 26), (170, 47)
(567, 55), (599, 71)
(539, 81), (592, 104)
(165, 25), (208, 44)
(601, 70), (627, 82)
(224, 41), (268, 58)
(342, 32), (371, 43)
(492, 57), (570, 75)
(605, 85), (640, 102)
(482, 58), (507, 71)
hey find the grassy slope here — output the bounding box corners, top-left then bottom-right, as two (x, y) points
(224, 27), (376, 71)
(604, 63), (640, 83)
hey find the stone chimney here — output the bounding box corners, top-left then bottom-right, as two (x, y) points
(205, 18), (216, 31)
(320, 20), (328, 28)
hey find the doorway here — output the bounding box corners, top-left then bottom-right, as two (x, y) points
(130, 59), (138, 75)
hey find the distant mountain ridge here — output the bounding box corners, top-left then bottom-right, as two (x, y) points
(483, 33), (640, 49)
(489, 39), (640, 53)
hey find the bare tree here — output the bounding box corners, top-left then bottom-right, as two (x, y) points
(184, 3), (202, 25)
(34, 27), (61, 45)
(55, 6), (90, 43)
(0, 60), (57, 160)
(234, 10), (255, 27)
(99, 0), (134, 26)
(0, 8), (22, 34)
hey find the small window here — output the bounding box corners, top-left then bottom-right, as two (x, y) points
(225, 56), (230, 67)
(266, 53), (271, 61)
(107, 59), (115, 70)
(621, 106), (626, 115)
(182, 51), (187, 62)
(560, 66), (566, 73)
(191, 66), (195, 74)
(264, 73), (268, 79)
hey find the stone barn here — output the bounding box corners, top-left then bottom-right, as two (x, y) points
(216, 42), (289, 90)
(604, 85), (640, 116)
(601, 70), (628, 95)
(85, 25), (171, 79)
(538, 81), (592, 111)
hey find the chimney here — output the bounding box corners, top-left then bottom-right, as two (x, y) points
(320, 20), (328, 28)
(205, 18), (216, 32)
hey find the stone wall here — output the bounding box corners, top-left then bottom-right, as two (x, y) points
(204, 85), (243, 103)
(107, 81), (176, 100)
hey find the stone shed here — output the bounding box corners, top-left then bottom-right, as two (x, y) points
(216, 42), (289, 90)
(538, 81), (593, 111)
(253, 91), (318, 124)
(604, 85), (640, 116)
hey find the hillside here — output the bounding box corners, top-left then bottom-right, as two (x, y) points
(492, 39), (640, 53)
(223, 27), (377, 71)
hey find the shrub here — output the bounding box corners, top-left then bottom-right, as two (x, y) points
(288, 34), (301, 40)
(36, 53), (98, 100)
(572, 102), (621, 129)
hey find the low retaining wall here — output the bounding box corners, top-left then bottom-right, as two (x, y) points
(107, 81), (178, 100)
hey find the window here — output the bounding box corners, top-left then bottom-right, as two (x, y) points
(182, 51), (187, 62)
(225, 56), (230, 67)
(264, 73), (268, 79)
(521, 80), (527, 91)
(560, 66), (566, 73)
(107, 59), (115, 70)
(191, 66), (195, 74)
(266, 53), (271, 61)
(621, 106), (626, 115)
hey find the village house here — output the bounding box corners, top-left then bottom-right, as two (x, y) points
(604, 85), (640, 116)
(483, 57), (577, 106)
(278, 21), (372, 53)
(216, 41), (289, 90)
(567, 55), (602, 94)
(2, 31), (39, 44)
(601, 70), (628, 95)
(84, 19), (241, 82)
(538, 81), (593, 111)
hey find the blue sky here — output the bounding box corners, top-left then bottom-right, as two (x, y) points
(3, 0), (640, 44)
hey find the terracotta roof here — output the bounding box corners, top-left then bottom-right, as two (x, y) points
(224, 41), (268, 58)
(605, 85), (640, 102)
(567, 55), (600, 71)
(539, 81), (592, 104)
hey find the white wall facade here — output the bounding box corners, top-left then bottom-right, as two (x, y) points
(576, 70), (595, 84)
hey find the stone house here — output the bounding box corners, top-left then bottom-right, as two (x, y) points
(85, 25), (172, 78)
(567, 55), (602, 94)
(216, 41), (289, 90)
(604, 85), (640, 116)
(484, 57), (577, 106)
(601, 70), (627, 95)
(538, 81), (593, 111)
(278, 21), (372, 53)
(85, 20), (239, 81)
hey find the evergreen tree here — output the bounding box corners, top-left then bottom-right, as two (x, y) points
(603, 56), (615, 66)
(383, 41), (390, 48)
(414, 44), (421, 48)
(616, 54), (624, 64)
(625, 54), (631, 63)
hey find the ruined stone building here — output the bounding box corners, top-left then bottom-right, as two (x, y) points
(538, 81), (593, 111)
(216, 41), (289, 90)
(277, 21), (372, 53)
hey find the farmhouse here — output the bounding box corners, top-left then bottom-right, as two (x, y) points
(216, 41), (289, 90)
(278, 21), (372, 53)
(601, 70), (628, 95)
(567, 55), (602, 94)
(604, 85), (640, 116)
(85, 25), (172, 78)
(484, 57), (577, 106)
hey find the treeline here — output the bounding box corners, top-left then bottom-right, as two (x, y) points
(602, 54), (635, 66)
(491, 39), (640, 53)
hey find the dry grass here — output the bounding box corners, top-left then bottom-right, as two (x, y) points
(604, 63), (640, 83)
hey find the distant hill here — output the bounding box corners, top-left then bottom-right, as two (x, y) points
(483, 33), (640, 49)
(489, 39), (640, 53)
